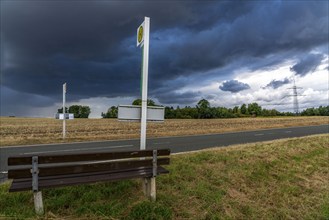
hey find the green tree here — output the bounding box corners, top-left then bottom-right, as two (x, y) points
(233, 106), (239, 114)
(240, 104), (247, 115)
(80, 106), (91, 118)
(183, 106), (198, 119)
(67, 105), (91, 118)
(318, 106), (329, 116)
(175, 106), (182, 119)
(300, 106), (329, 116)
(196, 99), (214, 119)
(247, 103), (262, 116)
(164, 106), (175, 119)
(68, 105), (80, 118)
(57, 107), (68, 113)
(197, 99), (210, 109)
(215, 107), (235, 118)
(102, 106), (118, 118)
(301, 108), (313, 116)
(132, 99), (156, 106)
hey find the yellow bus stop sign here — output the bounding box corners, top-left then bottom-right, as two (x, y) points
(137, 23), (144, 47)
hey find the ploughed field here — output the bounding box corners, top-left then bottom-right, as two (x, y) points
(0, 116), (328, 146)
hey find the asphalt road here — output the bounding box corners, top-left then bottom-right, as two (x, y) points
(0, 124), (328, 183)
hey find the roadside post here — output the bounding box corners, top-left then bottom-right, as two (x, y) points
(137, 17), (150, 151)
(63, 83), (66, 139)
(137, 17), (155, 199)
(55, 83), (73, 136)
(117, 17), (162, 200)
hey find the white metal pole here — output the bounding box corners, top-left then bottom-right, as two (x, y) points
(140, 17), (150, 151)
(63, 83), (66, 139)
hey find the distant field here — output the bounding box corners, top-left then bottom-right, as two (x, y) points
(0, 116), (328, 146)
(0, 135), (328, 219)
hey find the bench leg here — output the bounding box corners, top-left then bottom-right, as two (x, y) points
(33, 191), (44, 215)
(143, 178), (149, 196)
(144, 178), (156, 201)
(150, 177), (156, 201)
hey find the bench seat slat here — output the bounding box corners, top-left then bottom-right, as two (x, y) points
(8, 149), (170, 165)
(8, 158), (170, 179)
(9, 166), (169, 192)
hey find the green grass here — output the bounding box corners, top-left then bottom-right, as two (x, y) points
(0, 134), (328, 219)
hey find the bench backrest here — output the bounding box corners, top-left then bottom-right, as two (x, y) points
(8, 149), (170, 180)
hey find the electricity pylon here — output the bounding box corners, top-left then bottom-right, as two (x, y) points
(288, 78), (303, 115)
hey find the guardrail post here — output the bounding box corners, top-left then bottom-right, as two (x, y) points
(31, 156), (44, 215)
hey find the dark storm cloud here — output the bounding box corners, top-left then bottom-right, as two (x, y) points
(263, 78), (291, 89)
(155, 90), (201, 105)
(169, 1), (328, 75)
(0, 85), (55, 116)
(290, 53), (325, 77)
(1, 0), (328, 112)
(1, 1), (221, 98)
(149, 80), (201, 105)
(219, 80), (250, 93)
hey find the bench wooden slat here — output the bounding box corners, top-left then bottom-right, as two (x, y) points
(9, 166), (169, 192)
(12, 167), (153, 182)
(8, 149), (170, 165)
(8, 157), (170, 179)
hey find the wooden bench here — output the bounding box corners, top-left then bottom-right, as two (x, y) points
(7, 149), (170, 215)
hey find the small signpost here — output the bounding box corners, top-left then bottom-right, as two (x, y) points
(55, 113), (74, 120)
(56, 83), (73, 139)
(63, 83), (66, 139)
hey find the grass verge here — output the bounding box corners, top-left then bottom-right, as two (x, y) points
(0, 134), (328, 219)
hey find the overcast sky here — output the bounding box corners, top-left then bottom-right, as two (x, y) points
(1, 1), (328, 118)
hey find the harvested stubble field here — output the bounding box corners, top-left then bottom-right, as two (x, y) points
(0, 116), (328, 146)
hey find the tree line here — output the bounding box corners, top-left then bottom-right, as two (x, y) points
(101, 99), (329, 119)
(300, 106), (329, 116)
(164, 99), (287, 119)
